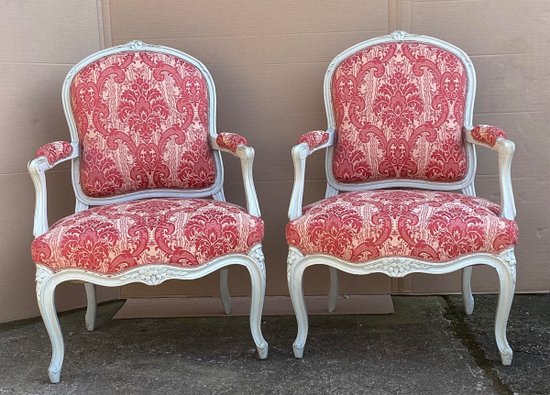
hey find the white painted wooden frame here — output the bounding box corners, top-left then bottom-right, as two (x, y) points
(287, 31), (517, 365)
(28, 41), (267, 383)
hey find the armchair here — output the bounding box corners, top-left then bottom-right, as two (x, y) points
(286, 31), (518, 365)
(29, 41), (268, 383)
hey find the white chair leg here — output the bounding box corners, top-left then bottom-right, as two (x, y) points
(288, 255), (308, 358)
(84, 283), (97, 331)
(36, 273), (64, 383)
(220, 268), (232, 315)
(495, 252), (516, 365)
(461, 267), (474, 315)
(247, 249), (268, 359)
(328, 267), (338, 313)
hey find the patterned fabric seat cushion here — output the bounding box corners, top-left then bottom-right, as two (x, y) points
(32, 199), (263, 274)
(286, 190), (518, 263)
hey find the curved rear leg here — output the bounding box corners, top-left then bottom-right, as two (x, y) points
(84, 283), (97, 331)
(328, 267), (338, 313)
(461, 267), (474, 315)
(220, 268), (232, 315)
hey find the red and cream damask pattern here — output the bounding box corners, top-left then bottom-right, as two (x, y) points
(297, 130), (330, 150)
(70, 51), (216, 198)
(36, 141), (73, 165)
(331, 42), (468, 184)
(216, 133), (248, 153)
(286, 190), (517, 263)
(471, 125), (507, 147)
(32, 198), (263, 274)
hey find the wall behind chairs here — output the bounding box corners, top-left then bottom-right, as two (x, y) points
(0, 0), (548, 322)
(0, 1), (118, 323)
(104, 0), (550, 298)
(106, 0), (395, 299)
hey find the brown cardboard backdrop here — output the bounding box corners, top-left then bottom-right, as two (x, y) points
(0, 0), (548, 322)
(103, 0), (550, 299)
(0, 0), (118, 323)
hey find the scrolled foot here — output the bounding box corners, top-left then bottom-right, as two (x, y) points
(256, 342), (269, 359)
(464, 296), (474, 315)
(500, 348), (513, 366)
(223, 301), (232, 315)
(85, 312), (96, 332)
(293, 343), (304, 358)
(48, 368), (61, 384)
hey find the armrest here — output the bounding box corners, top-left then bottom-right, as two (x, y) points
(35, 141), (74, 167)
(468, 125), (507, 148)
(210, 134), (260, 217)
(465, 126), (516, 220)
(28, 141), (78, 237)
(288, 129), (335, 220)
(214, 132), (248, 154)
(296, 130), (333, 154)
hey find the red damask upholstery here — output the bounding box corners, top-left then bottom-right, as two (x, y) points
(71, 51), (216, 198)
(36, 141), (73, 165)
(471, 125), (507, 147)
(286, 190), (517, 263)
(216, 133), (248, 153)
(331, 42), (468, 183)
(32, 198), (263, 274)
(297, 130), (330, 150)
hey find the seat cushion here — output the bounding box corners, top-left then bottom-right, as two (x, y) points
(32, 199), (263, 274)
(286, 190), (517, 263)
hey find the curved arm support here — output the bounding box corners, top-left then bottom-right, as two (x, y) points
(465, 128), (516, 220)
(211, 135), (261, 217)
(288, 130), (335, 220)
(28, 142), (78, 237)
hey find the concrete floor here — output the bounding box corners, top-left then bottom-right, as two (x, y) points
(0, 295), (548, 394)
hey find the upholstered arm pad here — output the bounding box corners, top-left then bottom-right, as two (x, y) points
(215, 133), (248, 153)
(469, 125), (507, 147)
(35, 141), (73, 166)
(465, 126), (516, 220)
(297, 130), (331, 151)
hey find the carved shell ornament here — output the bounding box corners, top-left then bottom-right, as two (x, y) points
(127, 40), (146, 50)
(388, 30), (410, 40)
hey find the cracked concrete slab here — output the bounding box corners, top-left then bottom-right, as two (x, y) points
(0, 295), (547, 394)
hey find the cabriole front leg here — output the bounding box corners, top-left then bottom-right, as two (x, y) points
(495, 250), (516, 365)
(247, 248), (268, 359)
(288, 250), (308, 358)
(36, 267), (64, 383)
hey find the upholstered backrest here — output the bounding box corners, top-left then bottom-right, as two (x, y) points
(69, 50), (216, 198)
(330, 41), (468, 184)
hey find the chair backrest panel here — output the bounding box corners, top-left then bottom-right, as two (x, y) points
(330, 41), (468, 184)
(70, 50), (216, 198)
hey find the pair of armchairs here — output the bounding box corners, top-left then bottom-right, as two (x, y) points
(29, 31), (518, 383)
